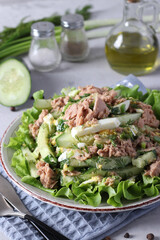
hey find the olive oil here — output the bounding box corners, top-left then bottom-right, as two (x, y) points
(105, 32), (158, 76)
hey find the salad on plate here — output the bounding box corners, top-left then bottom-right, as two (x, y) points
(7, 84), (160, 207)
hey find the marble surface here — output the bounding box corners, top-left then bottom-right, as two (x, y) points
(0, 0), (160, 239)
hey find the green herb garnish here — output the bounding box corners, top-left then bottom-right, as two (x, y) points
(141, 142), (146, 149)
(69, 97), (79, 103)
(96, 144), (103, 149)
(56, 119), (69, 132)
(153, 135), (160, 143)
(120, 104), (125, 113)
(44, 154), (57, 166)
(109, 135), (117, 146)
(111, 107), (119, 115)
(80, 93), (90, 98)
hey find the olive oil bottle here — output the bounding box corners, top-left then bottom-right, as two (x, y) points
(105, 0), (159, 76)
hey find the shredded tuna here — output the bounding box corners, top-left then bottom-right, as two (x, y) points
(88, 146), (98, 155)
(136, 102), (159, 128)
(51, 96), (69, 111)
(93, 95), (110, 119)
(29, 109), (48, 138)
(78, 85), (103, 96)
(115, 127), (123, 133)
(62, 170), (81, 177)
(142, 147), (156, 152)
(64, 95), (110, 127)
(64, 98), (95, 128)
(94, 134), (101, 141)
(97, 139), (136, 158)
(100, 89), (118, 105)
(133, 135), (154, 149)
(120, 139), (137, 157)
(75, 151), (91, 161)
(114, 98), (128, 105)
(85, 118), (98, 127)
(64, 103), (78, 123)
(104, 177), (115, 186)
(76, 99), (94, 126)
(145, 158), (160, 177)
(156, 146), (160, 158)
(36, 161), (58, 189)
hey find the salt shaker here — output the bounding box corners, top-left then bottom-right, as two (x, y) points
(60, 14), (89, 61)
(29, 21), (61, 72)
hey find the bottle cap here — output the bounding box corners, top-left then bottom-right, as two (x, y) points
(61, 14), (84, 30)
(31, 21), (55, 37)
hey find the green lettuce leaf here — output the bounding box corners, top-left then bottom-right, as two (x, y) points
(55, 187), (74, 199)
(71, 182), (101, 207)
(7, 107), (41, 150)
(145, 90), (160, 119)
(114, 85), (143, 100)
(114, 85), (160, 120)
(11, 149), (30, 178)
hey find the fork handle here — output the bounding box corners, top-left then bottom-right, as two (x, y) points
(29, 221), (57, 240)
(25, 214), (69, 240)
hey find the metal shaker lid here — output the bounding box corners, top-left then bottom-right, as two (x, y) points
(31, 21), (55, 37)
(61, 14), (84, 30)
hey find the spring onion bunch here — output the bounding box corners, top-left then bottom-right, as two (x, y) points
(0, 5), (159, 62)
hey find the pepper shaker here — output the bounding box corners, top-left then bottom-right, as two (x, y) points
(60, 14), (89, 61)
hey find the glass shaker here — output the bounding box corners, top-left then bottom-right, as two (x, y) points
(60, 14), (89, 61)
(105, 0), (159, 76)
(29, 21), (61, 72)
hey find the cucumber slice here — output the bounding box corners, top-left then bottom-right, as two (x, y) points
(21, 147), (39, 178)
(60, 165), (144, 186)
(132, 151), (157, 168)
(34, 99), (52, 110)
(37, 123), (57, 165)
(0, 59), (31, 106)
(69, 156), (131, 170)
(116, 165), (143, 179)
(56, 129), (77, 148)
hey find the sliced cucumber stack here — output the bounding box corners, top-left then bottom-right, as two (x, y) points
(0, 59), (31, 106)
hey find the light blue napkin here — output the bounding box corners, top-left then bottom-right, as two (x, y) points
(1, 75), (160, 240)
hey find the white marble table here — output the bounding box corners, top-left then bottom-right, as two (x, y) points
(0, 0), (160, 239)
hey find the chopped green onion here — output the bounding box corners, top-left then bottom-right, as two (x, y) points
(141, 142), (146, 149)
(153, 136), (160, 143)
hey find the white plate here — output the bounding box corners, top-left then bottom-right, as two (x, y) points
(1, 115), (160, 212)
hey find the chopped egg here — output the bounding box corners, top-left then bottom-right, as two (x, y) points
(77, 142), (86, 148)
(43, 113), (54, 132)
(136, 108), (144, 113)
(58, 151), (67, 162)
(58, 149), (75, 162)
(71, 118), (120, 137)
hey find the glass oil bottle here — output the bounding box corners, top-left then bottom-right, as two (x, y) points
(105, 0), (159, 76)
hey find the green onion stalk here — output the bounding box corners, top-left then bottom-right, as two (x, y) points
(0, 5), (159, 62)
